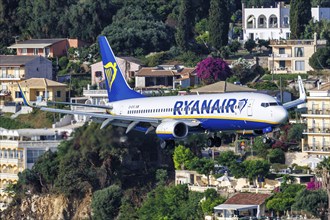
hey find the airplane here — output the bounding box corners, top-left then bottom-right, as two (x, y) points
(18, 36), (306, 149)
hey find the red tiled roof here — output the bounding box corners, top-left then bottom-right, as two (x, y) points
(224, 193), (271, 205)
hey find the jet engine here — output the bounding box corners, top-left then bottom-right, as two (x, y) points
(156, 121), (188, 140)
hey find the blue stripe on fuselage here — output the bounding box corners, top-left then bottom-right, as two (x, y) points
(197, 118), (277, 131)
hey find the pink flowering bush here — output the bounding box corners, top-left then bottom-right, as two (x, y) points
(196, 57), (232, 84)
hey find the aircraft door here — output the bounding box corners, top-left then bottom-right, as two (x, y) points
(247, 99), (254, 116)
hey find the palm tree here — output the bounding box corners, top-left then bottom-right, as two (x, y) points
(316, 157), (330, 220)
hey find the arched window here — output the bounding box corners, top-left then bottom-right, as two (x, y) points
(269, 15), (278, 28)
(247, 15), (256, 28)
(258, 15), (267, 28)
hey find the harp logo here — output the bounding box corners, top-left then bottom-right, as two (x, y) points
(104, 62), (117, 91)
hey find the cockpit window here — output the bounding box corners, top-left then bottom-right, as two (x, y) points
(261, 102), (281, 107)
(261, 103), (270, 107)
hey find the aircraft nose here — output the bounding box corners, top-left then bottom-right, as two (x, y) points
(278, 108), (289, 124)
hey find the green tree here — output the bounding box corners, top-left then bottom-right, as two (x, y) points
(311, 0), (330, 7)
(32, 150), (59, 192)
(292, 189), (328, 218)
(175, 0), (194, 51)
(92, 184), (123, 220)
(287, 123), (306, 143)
(316, 157), (330, 220)
(267, 184), (305, 214)
(216, 151), (239, 168)
(252, 136), (271, 159)
(242, 159), (270, 184)
(102, 19), (174, 56)
(190, 157), (215, 186)
(209, 0), (230, 50)
(290, 0), (312, 39)
(243, 0), (273, 7)
(229, 40), (241, 53)
(309, 47), (330, 69)
(138, 184), (204, 220)
(200, 188), (226, 214)
(268, 148), (285, 164)
(244, 39), (256, 54)
(173, 145), (196, 170)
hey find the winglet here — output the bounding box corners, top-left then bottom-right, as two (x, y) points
(17, 83), (34, 107)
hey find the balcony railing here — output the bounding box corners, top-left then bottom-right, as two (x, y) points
(271, 53), (292, 58)
(270, 39), (327, 45)
(303, 144), (330, 152)
(83, 89), (107, 96)
(307, 108), (330, 115)
(305, 127), (330, 134)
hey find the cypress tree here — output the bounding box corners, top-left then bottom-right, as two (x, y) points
(175, 0), (194, 51)
(290, 0), (312, 39)
(209, 0), (230, 50)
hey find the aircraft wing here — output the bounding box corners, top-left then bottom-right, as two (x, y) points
(47, 101), (113, 110)
(283, 75), (306, 110)
(40, 107), (201, 131)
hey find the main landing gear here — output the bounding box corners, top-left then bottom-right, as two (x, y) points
(160, 140), (175, 149)
(207, 134), (221, 147)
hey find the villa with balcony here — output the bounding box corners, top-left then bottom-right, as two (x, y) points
(301, 82), (330, 159)
(243, 2), (330, 40)
(7, 38), (89, 58)
(0, 56), (52, 106)
(0, 127), (74, 211)
(267, 37), (327, 74)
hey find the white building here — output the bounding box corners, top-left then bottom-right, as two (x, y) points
(243, 2), (330, 40)
(0, 127), (74, 211)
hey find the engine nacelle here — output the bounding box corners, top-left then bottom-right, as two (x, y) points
(156, 121), (188, 140)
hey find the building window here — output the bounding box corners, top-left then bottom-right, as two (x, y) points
(56, 91), (61, 98)
(21, 48), (27, 55)
(15, 91), (22, 98)
(283, 16), (289, 28)
(295, 61), (305, 71)
(14, 67), (20, 78)
(279, 48), (285, 54)
(45, 47), (50, 57)
(1, 68), (7, 78)
(295, 47), (304, 57)
(258, 15), (267, 28)
(95, 71), (102, 77)
(34, 48), (38, 55)
(27, 150), (46, 163)
(269, 15), (278, 28)
(36, 91), (40, 97)
(279, 61), (286, 68)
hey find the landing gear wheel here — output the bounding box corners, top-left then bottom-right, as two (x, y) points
(160, 140), (175, 149)
(263, 137), (270, 144)
(214, 137), (221, 147)
(207, 137), (215, 147)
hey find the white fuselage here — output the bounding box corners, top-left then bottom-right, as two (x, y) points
(108, 92), (288, 132)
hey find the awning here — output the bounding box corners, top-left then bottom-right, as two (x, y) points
(214, 204), (258, 211)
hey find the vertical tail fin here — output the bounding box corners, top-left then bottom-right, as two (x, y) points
(98, 36), (144, 102)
